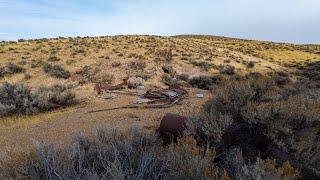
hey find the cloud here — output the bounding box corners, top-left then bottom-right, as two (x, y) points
(0, 0), (319, 43)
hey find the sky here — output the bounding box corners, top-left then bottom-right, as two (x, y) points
(0, 0), (319, 44)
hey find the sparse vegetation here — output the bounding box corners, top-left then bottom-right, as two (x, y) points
(0, 83), (75, 117)
(189, 76), (320, 178)
(156, 48), (173, 62)
(188, 75), (223, 90)
(5, 62), (25, 74)
(43, 63), (71, 79)
(219, 64), (235, 75)
(0, 35), (319, 179)
(0, 67), (4, 79)
(0, 127), (219, 179)
(189, 60), (217, 70)
(0, 124), (301, 179)
(243, 60), (255, 68)
(176, 73), (189, 82)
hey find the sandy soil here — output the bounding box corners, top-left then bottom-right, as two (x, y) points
(0, 88), (211, 149)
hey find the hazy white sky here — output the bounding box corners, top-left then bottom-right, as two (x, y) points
(0, 0), (319, 43)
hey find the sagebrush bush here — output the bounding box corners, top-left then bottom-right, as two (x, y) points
(243, 61), (255, 68)
(189, 60), (216, 70)
(0, 83), (75, 117)
(188, 113), (232, 144)
(43, 63), (71, 79)
(176, 73), (189, 82)
(167, 137), (218, 179)
(33, 85), (76, 111)
(219, 65), (235, 75)
(0, 127), (222, 179)
(5, 62), (25, 74)
(0, 83), (35, 116)
(0, 66), (4, 79)
(188, 75), (223, 90)
(191, 76), (319, 178)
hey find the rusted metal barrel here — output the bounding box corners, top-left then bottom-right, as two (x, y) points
(157, 113), (188, 144)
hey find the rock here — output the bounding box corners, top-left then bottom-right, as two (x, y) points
(127, 113), (141, 121)
(195, 93), (204, 98)
(136, 85), (145, 90)
(101, 93), (117, 99)
(128, 77), (145, 89)
(29, 124), (40, 129)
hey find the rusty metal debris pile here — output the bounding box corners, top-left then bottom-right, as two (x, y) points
(135, 88), (187, 108)
(88, 87), (188, 113)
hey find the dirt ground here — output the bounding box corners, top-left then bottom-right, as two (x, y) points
(0, 88), (211, 149)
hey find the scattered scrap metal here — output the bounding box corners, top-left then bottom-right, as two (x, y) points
(88, 87), (188, 113)
(94, 77), (129, 94)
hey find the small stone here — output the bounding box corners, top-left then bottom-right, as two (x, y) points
(29, 124), (40, 129)
(127, 113), (141, 121)
(136, 85), (145, 90)
(128, 77), (145, 89)
(101, 93), (117, 99)
(195, 93), (204, 98)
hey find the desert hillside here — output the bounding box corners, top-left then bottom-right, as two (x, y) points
(0, 35), (319, 179)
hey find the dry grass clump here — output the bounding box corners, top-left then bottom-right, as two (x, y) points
(47, 56), (60, 62)
(129, 61), (146, 71)
(156, 48), (173, 62)
(43, 63), (71, 79)
(241, 158), (299, 179)
(75, 65), (115, 84)
(0, 83), (75, 117)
